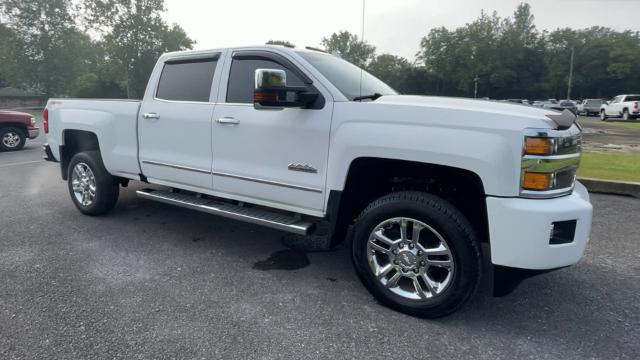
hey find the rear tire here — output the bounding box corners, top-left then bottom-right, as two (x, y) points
(351, 191), (481, 318)
(0, 127), (26, 151)
(622, 109), (629, 121)
(67, 151), (119, 216)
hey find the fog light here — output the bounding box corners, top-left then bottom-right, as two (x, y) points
(549, 220), (577, 245)
(522, 172), (552, 191)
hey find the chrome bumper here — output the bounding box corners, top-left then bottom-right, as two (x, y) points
(28, 128), (39, 139)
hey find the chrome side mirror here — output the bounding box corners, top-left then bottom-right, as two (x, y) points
(255, 69), (287, 89)
(253, 68), (318, 109)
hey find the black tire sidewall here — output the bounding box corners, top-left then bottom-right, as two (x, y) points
(0, 127), (26, 151)
(67, 151), (119, 215)
(352, 192), (481, 318)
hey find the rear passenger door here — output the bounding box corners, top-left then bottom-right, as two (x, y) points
(138, 53), (223, 191)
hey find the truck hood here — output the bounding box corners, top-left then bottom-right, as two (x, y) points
(376, 95), (559, 129)
(0, 110), (33, 119)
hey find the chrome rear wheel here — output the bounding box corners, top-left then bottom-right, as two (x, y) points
(71, 162), (97, 207)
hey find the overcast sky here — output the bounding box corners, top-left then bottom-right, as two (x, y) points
(164, 0), (640, 60)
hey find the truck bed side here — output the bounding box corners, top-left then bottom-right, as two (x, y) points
(46, 99), (142, 179)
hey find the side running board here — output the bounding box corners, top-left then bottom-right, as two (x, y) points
(136, 189), (314, 235)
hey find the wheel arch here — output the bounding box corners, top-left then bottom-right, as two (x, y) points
(59, 129), (101, 180)
(0, 122), (28, 135)
(327, 157), (489, 248)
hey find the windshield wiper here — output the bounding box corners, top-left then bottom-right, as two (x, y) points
(353, 93), (383, 101)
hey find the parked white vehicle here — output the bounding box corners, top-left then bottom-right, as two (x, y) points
(43, 45), (592, 318)
(600, 94), (640, 121)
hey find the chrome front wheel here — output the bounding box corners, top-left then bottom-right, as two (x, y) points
(71, 162), (97, 207)
(2, 131), (21, 148)
(366, 217), (454, 300)
(0, 127), (25, 151)
(352, 191), (481, 318)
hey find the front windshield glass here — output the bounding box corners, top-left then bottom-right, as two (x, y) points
(296, 51), (397, 100)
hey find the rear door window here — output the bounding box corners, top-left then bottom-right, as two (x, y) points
(156, 58), (218, 102)
(625, 95), (640, 102)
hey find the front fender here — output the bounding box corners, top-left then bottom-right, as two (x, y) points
(326, 121), (522, 197)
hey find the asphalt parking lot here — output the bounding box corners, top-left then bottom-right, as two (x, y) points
(1, 125), (639, 359)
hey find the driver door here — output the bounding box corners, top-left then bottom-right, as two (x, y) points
(210, 50), (333, 215)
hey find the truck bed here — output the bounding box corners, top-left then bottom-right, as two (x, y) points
(46, 98), (142, 179)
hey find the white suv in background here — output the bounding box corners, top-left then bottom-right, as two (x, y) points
(600, 94), (640, 121)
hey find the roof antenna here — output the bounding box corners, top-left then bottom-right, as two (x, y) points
(359, 0), (365, 100)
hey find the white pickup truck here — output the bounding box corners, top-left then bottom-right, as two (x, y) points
(600, 94), (640, 121)
(43, 45), (592, 318)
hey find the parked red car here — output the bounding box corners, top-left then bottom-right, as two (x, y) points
(0, 110), (39, 151)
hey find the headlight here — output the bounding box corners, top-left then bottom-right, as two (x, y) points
(30, 117), (36, 127)
(524, 137), (555, 156)
(520, 126), (582, 198)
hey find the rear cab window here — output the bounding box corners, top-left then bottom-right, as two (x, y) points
(156, 57), (219, 102)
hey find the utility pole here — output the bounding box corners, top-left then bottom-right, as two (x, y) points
(474, 75), (479, 99)
(567, 47), (574, 100)
(358, 0), (365, 99)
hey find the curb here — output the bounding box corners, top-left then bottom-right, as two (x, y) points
(578, 177), (640, 198)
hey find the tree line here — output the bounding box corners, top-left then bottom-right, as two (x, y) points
(0, 0), (193, 99)
(1, 1), (639, 101)
(323, 3), (640, 100)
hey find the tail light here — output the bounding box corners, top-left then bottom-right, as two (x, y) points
(43, 108), (49, 133)
(634, 102), (639, 110)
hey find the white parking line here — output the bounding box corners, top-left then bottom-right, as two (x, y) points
(0, 159), (45, 168)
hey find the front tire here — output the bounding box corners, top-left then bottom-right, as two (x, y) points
(0, 127), (26, 151)
(600, 110), (607, 121)
(67, 151), (119, 216)
(352, 191), (481, 318)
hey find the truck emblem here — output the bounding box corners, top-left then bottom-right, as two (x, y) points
(288, 163), (317, 173)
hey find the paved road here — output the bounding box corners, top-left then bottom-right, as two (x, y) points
(1, 129), (639, 359)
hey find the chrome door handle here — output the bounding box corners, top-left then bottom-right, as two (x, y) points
(215, 117), (239, 125)
(143, 112), (160, 120)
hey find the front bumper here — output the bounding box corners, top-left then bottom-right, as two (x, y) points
(486, 181), (592, 270)
(27, 127), (39, 139)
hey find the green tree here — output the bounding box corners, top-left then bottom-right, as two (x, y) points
(84, 0), (194, 98)
(321, 31), (376, 68)
(367, 54), (412, 92)
(418, 4), (547, 99)
(0, 0), (90, 96)
(0, 22), (21, 88)
(494, 3), (546, 99)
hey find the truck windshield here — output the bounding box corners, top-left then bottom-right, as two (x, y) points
(296, 51), (397, 101)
